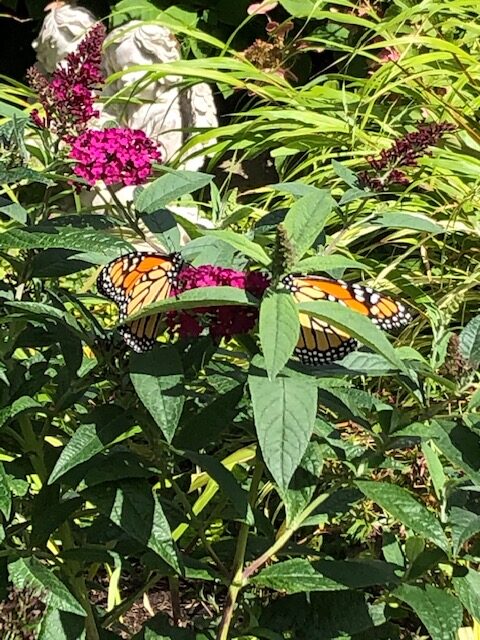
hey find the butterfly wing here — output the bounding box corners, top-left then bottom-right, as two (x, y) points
(283, 275), (412, 365)
(97, 251), (183, 352)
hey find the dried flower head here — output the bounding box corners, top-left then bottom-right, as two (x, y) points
(359, 122), (455, 191)
(27, 22), (105, 137)
(69, 127), (162, 187)
(167, 265), (270, 338)
(440, 333), (474, 381)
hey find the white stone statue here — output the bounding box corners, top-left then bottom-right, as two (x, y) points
(32, 1), (97, 74)
(102, 21), (218, 170)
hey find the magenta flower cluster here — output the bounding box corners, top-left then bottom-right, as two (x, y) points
(28, 23), (106, 137)
(359, 122), (455, 191)
(167, 265), (270, 338)
(69, 128), (162, 186)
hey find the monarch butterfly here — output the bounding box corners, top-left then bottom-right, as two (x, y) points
(97, 251), (183, 352)
(283, 274), (412, 365)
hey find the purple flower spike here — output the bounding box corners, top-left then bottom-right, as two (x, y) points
(359, 122), (455, 191)
(27, 23), (106, 137)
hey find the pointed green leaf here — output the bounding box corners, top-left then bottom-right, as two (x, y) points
(205, 230), (271, 266)
(49, 406), (135, 483)
(277, 441), (323, 524)
(8, 557), (86, 616)
(394, 584), (462, 640)
(294, 255), (368, 274)
(452, 567), (480, 620)
(356, 481), (449, 552)
(283, 191), (335, 259)
(0, 227), (132, 255)
(0, 463), (11, 519)
(459, 315), (480, 365)
(38, 610), (86, 640)
(135, 170), (213, 213)
(259, 291), (300, 380)
(85, 480), (180, 572)
(252, 557), (400, 593)
(449, 507), (480, 555)
(374, 212), (443, 234)
(125, 286), (257, 323)
(249, 373), (317, 489)
(130, 344), (185, 443)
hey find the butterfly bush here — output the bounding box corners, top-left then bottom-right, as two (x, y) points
(359, 121), (455, 190)
(27, 23), (105, 137)
(69, 127), (162, 186)
(167, 265), (270, 338)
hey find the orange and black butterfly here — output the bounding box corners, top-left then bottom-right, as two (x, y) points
(97, 251), (183, 352)
(283, 274), (412, 365)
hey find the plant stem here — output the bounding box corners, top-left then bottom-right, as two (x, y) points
(169, 575), (181, 625)
(243, 490), (331, 581)
(216, 459), (263, 640)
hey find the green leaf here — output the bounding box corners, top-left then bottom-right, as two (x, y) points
(449, 507), (480, 555)
(283, 191), (335, 259)
(0, 395), (41, 428)
(431, 420), (480, 486)
(356, 481), (449, 552)
(331, 159), (359, 187)
(249, 373), (317, 489)
(271, 181), (325, 198)
(135, 170), (213, 213)
(374, 212), (443, 234)
(279, 0), (328, 17)
(0, 463), (11, 520)
(452, 567), (480, 620)
(204, 230), (271, 266)
(277, 441), (323, 524)
(294, 255), (368, 274)
(140, 209), (181, 253)
(0, 198), (27, 224)
(38, 609), (86, 640)
(459, 315), (480, 365)
(394, 584), (462, 640)
(259, 291), (299, 380)
(49, 406), (135, 484)
(85, 479), (180, 572)
(0, 227), (132, 256)
(8, 557), (86, 616)
(180, 450), (253, 524)
(130, 345), (185, 443)
(422, 441), (446, 500)
(298, 299), (404, 370)
(252, 558), (400, 593)
(125, 286), (258, 322)
(0, 165), (54, 186)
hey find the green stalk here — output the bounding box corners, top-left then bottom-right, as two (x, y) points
(242, 490), (331, 581)
(216, 459), (263, 640)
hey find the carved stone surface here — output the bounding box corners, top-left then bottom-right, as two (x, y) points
(32, 1), (97, 73)
(102, 21), (218, 169)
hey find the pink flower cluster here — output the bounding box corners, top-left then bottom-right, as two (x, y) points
(27, 23), (105, 137)
(167, 265), (270, 338)
(69, 127), (162, 186)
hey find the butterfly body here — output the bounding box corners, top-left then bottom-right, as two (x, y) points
(97, 251), (183, 352)
(283, 274), (412, 365)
